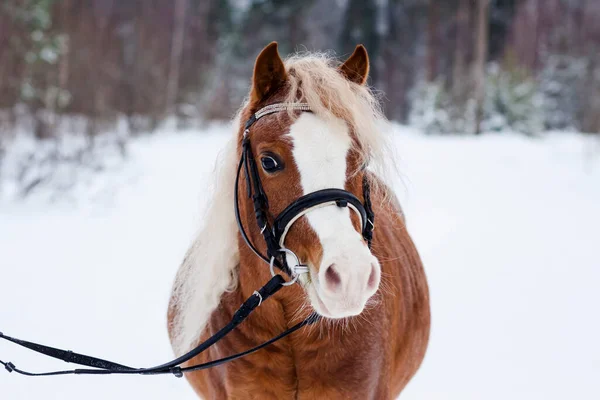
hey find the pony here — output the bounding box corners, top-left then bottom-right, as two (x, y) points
(167, 42), (430, 399)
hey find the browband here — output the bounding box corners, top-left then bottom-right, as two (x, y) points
(244, 103), (311, 132)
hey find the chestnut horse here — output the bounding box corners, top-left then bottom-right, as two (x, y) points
(168, 43), (430, 399)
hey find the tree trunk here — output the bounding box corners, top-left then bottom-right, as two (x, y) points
(530, 0), (540, 71)
(426, 0), (440, 82)
(452, 0), (469, 97)
(165, 0), (187, 115)
(474, 0), (490, 135)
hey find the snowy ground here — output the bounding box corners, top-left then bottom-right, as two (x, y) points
(1, 125), (599, 399)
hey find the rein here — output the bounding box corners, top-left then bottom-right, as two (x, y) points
(0, 102), (375, 378)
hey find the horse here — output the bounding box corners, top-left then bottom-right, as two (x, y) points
(167, 42), (430, 399)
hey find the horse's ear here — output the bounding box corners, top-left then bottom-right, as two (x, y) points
(339, 45), (370, 85)
(251, 42), (287, 103)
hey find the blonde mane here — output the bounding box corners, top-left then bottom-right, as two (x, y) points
(169, 135), (240, 355)
(169, 52), (397, 355)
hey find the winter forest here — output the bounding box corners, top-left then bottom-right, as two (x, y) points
(2, 0), (600, 134)
(2, 0), (600, 197)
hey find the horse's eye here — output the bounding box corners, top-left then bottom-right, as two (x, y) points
(261, 155), (283, 173)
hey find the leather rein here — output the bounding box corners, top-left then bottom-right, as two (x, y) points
(0, 102), (375, 378)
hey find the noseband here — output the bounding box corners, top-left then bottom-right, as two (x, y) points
(235, 102), (375, 283)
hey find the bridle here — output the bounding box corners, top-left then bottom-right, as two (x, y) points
(235, 102), (375, 284)
(0, 103), (376, 378)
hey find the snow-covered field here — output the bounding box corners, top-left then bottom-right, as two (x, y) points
(1, 125), (599, 399)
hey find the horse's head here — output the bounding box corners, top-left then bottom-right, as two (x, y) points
(237, 43), (383, 319)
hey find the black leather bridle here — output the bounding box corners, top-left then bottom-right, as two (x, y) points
(236, 102), (375, 283)
(0, 103), (375, 378)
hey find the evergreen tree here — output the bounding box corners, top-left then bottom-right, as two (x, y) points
(3, 0), (69, 138)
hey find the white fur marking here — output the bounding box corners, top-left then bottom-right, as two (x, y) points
(287, 113), (363, 257)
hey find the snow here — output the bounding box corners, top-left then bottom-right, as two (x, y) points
(1, 125), (599, 399)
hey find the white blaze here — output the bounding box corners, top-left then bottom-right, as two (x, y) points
(287, 112), (375, 293)
(287, 113), (359, 245)
(287, 113), (379, 317)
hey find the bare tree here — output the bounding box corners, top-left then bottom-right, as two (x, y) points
(426, 0), (440, 82)
(165, 0), (187, 115)
(474, 0), (490, 134)
(452, 0), (470, 97)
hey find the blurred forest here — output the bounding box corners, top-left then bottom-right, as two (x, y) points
(1, 0), (600, 140)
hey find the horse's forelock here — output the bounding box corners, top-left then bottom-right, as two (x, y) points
(282, 53), (399, 197)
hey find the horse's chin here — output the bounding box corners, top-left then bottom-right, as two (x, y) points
(306, 281), (369, 319)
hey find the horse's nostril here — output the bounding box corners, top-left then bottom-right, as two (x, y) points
(324, 264), (342, 291)
(367, 263), (377, 290)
